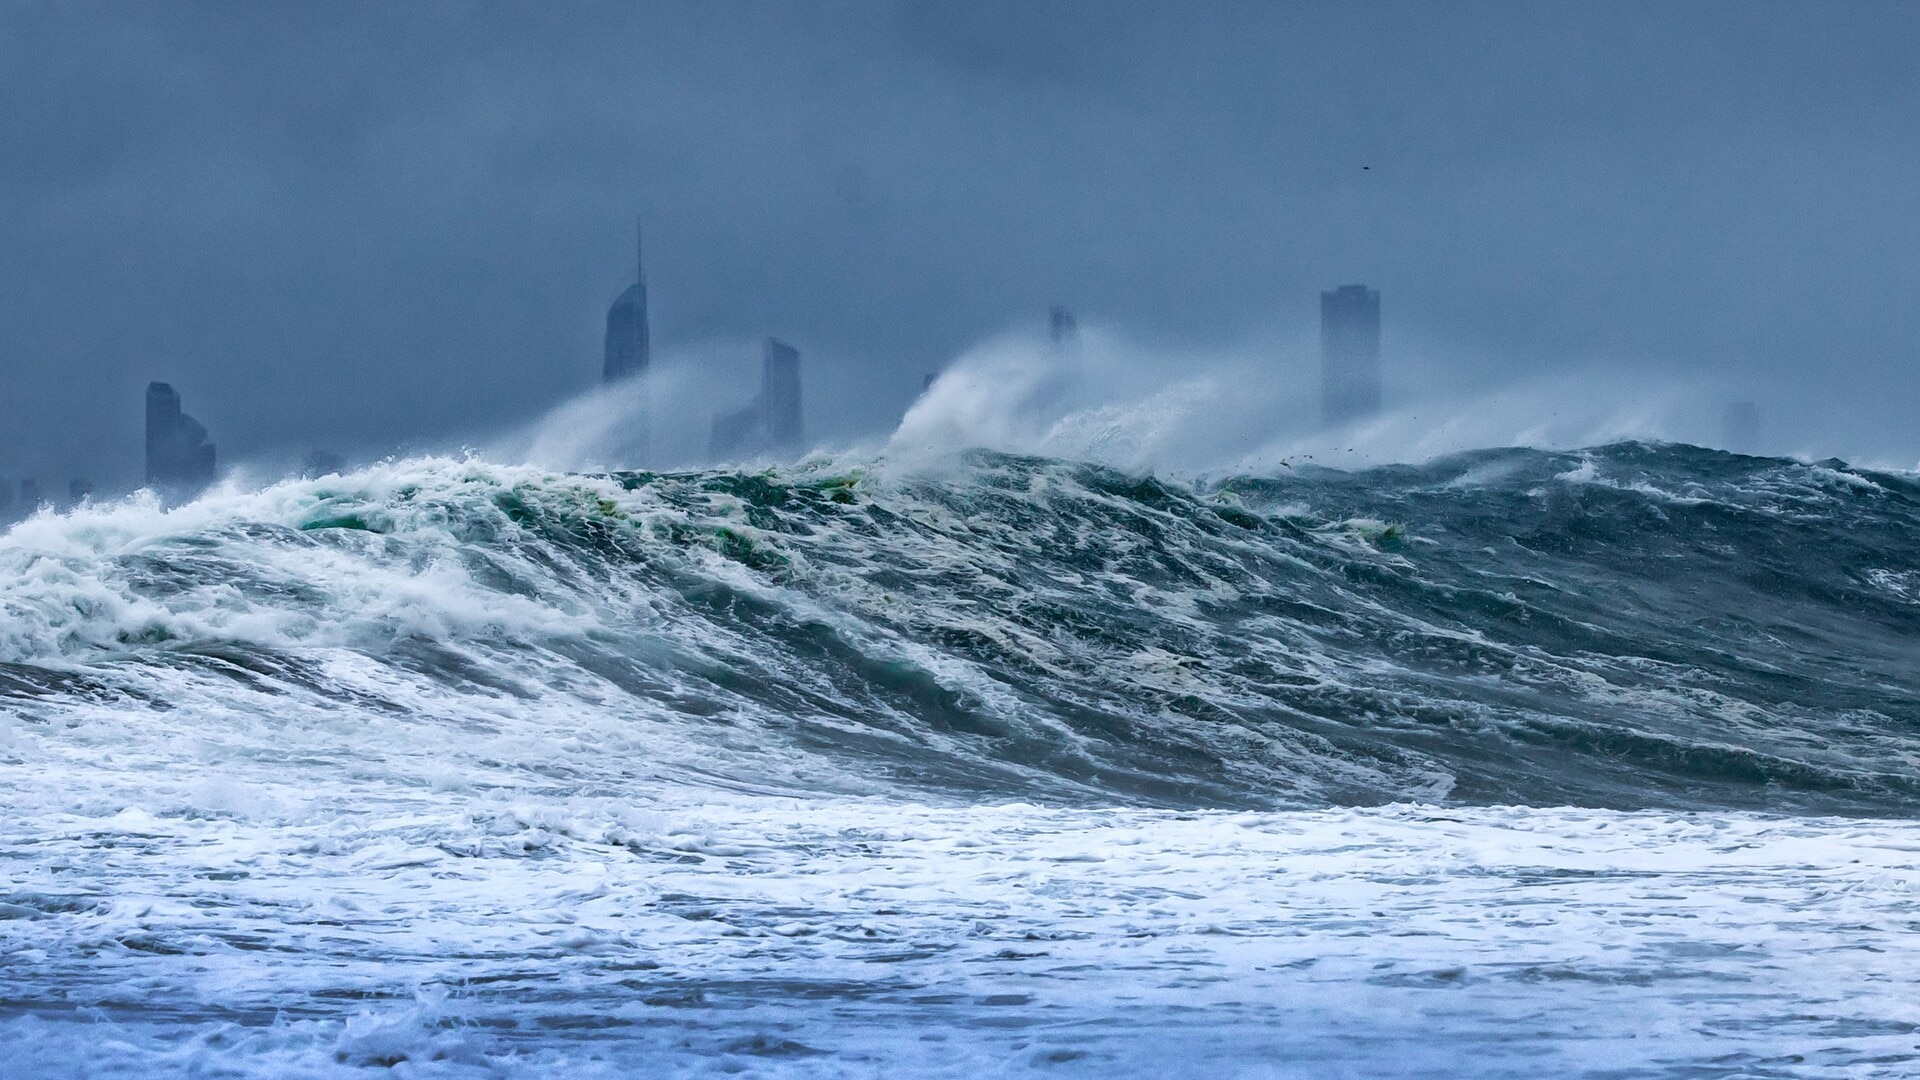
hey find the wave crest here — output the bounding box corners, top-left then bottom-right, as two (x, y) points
(3, 443), (1917, 813)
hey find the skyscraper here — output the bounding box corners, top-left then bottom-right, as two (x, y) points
(1724, 401), (1761, 454)
(603, 219), (650, 383)
(1049, 305), (1079, 349)
(1320, 285), (1381, 424)
(761, 338), (802, 449)
(145, 382), (217, 493)
(303, 450), (345, 478)
(708, 401), (760, 461)
(709, 338), (806, 459)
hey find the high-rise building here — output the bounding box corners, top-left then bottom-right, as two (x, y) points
(145, 382), (218, 494)
(67, 478), (94, 505)
(302, 450), (345, 478)
(1320, 285), (1382, 424)
(761, 338), (802, 449)
(603, 220), (650, 384)
(708, 401), (760, 461)
(1724, 401), (1761, 455)
(1049, 305), (1079, 349)
(709, 338), (806, 459)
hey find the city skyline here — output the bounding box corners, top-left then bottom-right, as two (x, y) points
(3, 3), (1916, 487)
(0, 211), (1392, 509)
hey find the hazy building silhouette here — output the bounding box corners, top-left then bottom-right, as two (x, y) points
(18, 479), (43, 514)
(0, 480), (13, 521)
(708, 401), (760, 460)
(1724, 401), (1761, 454)
(1321, 285), (1382, 423)
(762, 338), (802, 447)
(302, 450), (345, 478)
(1049, 304), (1079, 348)
(603, 219), (651, 384)
(67, 478), (94, 505)
(145, 382), (217, 493)
(709, 338), (805, 459)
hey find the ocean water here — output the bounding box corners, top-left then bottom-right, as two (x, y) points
(2, 442), (1918, 1077)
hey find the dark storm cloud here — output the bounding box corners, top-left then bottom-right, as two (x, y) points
(2, 0), (1917, 488)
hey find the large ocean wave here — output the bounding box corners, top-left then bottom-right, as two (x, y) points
(8, 442), (1920, 1078)
(5, 441), (1916, 815)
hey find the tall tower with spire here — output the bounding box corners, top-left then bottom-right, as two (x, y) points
(603, 219), (650, 383)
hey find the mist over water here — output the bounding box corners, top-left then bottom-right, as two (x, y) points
(888, 324), (1754, 474)
(486, 319), (1806, 480)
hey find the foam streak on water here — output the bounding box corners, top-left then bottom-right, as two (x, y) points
(4, 788), (1919, 1078)
(2, 443), (1919, 1076)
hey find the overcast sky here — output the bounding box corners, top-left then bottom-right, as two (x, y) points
(3, 0), (1917, 487)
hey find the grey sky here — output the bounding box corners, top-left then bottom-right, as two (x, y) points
(3, 0), (1917, 487)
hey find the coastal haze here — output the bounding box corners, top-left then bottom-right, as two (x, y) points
(4, 1), (1919, 488)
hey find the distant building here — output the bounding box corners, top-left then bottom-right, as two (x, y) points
(708, 401), (760, 461)
(18, 479), (43, 514)
(302, 450), (345, 478)
(603, 220), (651, 384)
(145, 382), (217, 494)
(1049, 305), (1079, 349)
(1724, 401), (1761, 455)
(1321, 285), (1382, 424)
(67, 478), (94, 505)
(709, 338), (806, 459)
(0, 480), (13, 520)
(762, 338), (802, 447)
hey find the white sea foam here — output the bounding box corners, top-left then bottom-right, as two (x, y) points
(3, 773), (1917, 1078)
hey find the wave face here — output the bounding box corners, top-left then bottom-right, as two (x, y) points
(4, 441), (1918, 814)
(9, 441), (1920, 1078)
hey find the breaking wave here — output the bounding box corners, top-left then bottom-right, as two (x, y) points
(4, 441), (1918, 814)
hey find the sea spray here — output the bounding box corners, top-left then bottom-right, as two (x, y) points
(4, 442), (1916, 812)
